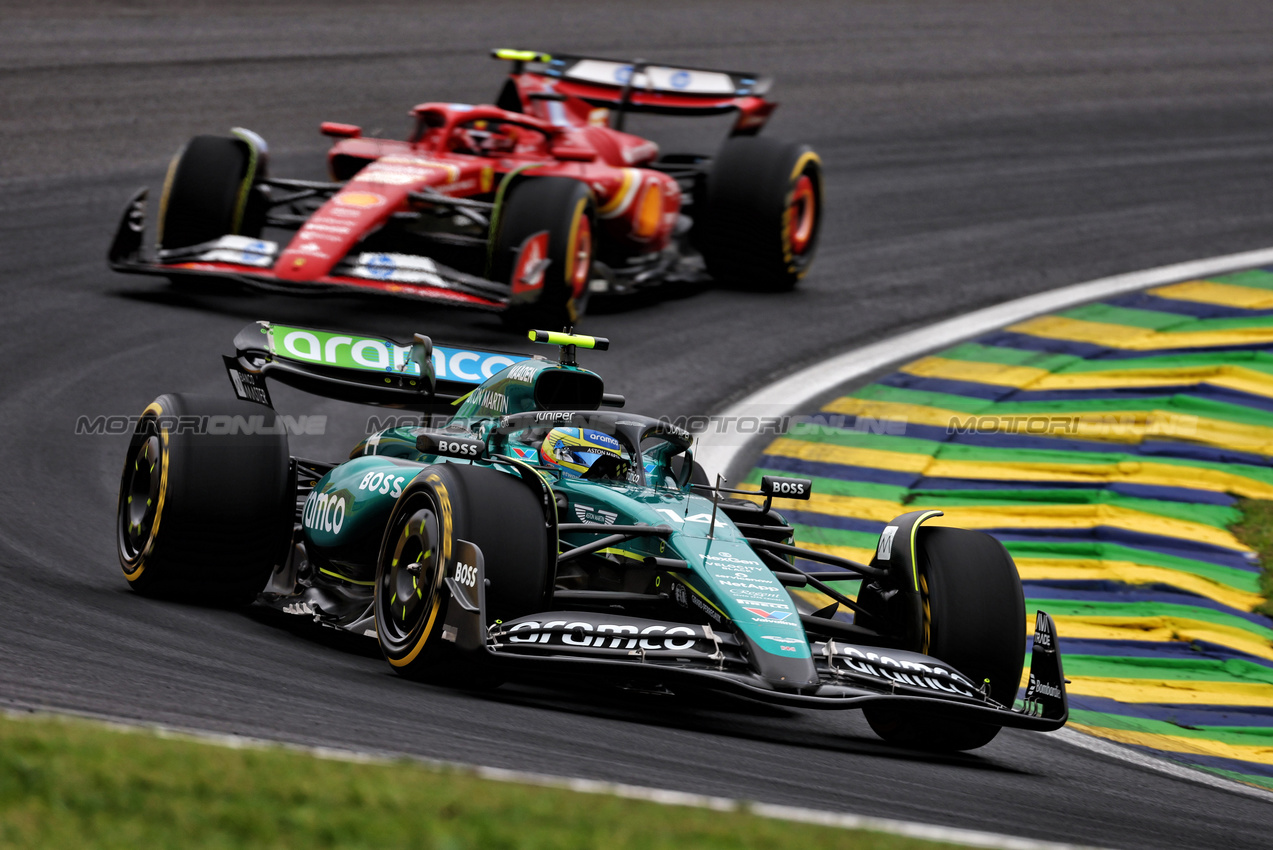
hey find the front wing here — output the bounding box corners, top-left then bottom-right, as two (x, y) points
(108, 189), (510, 311)
(441, 540), (1069, 731)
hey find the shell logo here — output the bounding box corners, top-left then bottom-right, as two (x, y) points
(333, 191), (386, 209)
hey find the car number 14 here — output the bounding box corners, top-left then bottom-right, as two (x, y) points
(654, 508), (716, 526)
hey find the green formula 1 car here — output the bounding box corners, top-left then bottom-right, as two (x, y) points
(116, 324), (1068, 751)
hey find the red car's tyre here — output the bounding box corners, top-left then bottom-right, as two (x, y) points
(696, 136), (822, 291)
(158, 134), (265, 251)
(493, 177), (595, 331)
(374, 463), (553, 683)
(863, 527), (1026, 752)
(116, 393), (292, 603)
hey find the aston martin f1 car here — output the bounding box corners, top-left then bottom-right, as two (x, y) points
(107, 49), (823, 329)
(116, 325), (1067, 752)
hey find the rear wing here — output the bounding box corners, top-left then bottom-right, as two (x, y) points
(226, 321), (531, 410)
(492, 49), (777, 133)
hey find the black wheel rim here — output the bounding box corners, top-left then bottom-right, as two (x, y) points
(118, 421), (163, 565)
(378, 496), (442, 649)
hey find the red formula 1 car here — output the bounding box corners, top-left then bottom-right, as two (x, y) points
(108, 49), (823, 329)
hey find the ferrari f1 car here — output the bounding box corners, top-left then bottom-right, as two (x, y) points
(107, 49), (823, 329)
(116, 325), (1067, 752)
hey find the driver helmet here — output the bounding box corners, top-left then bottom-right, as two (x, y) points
(540, 427), (622, 478)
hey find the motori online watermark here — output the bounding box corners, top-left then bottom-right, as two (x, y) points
(75, 414), (328, 437)
(945, 413), (1199, 437)
(77, 410), (1196, 443)
(361, 413), (910, 440)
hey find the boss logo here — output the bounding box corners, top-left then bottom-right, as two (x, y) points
(760, 476), (812, 500)
(358, 471), (407, 498)
(415, 432), (484, 457)
(453, 561), (478, 587)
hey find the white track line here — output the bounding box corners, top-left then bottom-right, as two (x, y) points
(696, 246), (1273, 803)
(696, 246), (1273, 477)
(1053, 729), (1273, 803)
(2, 705), (1105, 850)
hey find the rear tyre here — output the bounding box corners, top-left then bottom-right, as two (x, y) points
(158, 134), (264, 251)
(494, 177), (595, 331)
(116, 393), (292, 603)
(374, 463), (552, 684)
(863, 527), (1026, 752)
(695, 136), (822, 291)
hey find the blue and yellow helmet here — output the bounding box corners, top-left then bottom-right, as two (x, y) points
(540, 427), (622, 478)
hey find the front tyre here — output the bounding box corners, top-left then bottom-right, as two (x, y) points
(116, 393), (292, 603)
(374, 463), (552, 682)
(695, 136), (823, 291)
(158, 133), (266, 251)
(863, 527), (1026, 752)
(493, 177), (595, 331)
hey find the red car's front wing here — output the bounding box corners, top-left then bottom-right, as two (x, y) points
(108, 189), (509, 312)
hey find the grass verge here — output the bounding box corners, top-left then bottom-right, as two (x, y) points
(1231, 499), (1273, 617)
(0, 712), (970, 850)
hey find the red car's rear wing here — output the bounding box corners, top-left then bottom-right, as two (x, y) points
(492, 48), (777, 134)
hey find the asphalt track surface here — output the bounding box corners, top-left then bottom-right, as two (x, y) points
(3, 2), (1273, 847)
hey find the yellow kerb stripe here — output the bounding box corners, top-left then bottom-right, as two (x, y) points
(1015, 558), (1264, 612)
(1071, 723), (1273, 768)
(1007, 315), (1273, 350)
(1063, 676), (1273, 706)
(902, 357), (1273, 400)
(1049, 615), (1273, 663)
(902, 357), (1049, 388)
(1149, 280), (1273, 310)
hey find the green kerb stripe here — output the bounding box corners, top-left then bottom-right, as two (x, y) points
(1003, 541), (1260, 594)
(1068, 709), (1273, 747)
(1062, 655), (1273, 683)
(1211, 269), (1273, 290)
(906, 488), (1238, 528)
(931, 343), (1273, 377)
(1058, 303), (1194, 330)
(1024, 599), (1273, 640)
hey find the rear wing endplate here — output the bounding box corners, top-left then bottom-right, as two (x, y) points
(227, 321), (530, 410)
(493, 48), (775, 124)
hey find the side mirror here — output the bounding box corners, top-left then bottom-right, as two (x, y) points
(321, 122), (362, 139)
(551, 145), (597, 162)
(760, 475), (812, 502)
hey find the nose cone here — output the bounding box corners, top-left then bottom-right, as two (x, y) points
(274, 187), (401, 282)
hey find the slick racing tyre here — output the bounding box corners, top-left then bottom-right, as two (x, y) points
(863, 527), (1026, 752)
(116, 393), (292, 603)
(493, 177), (595, 331)
(158, 133), (266, 251)
(374, 463), (553, 683)
(696, 136), (822, 291)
